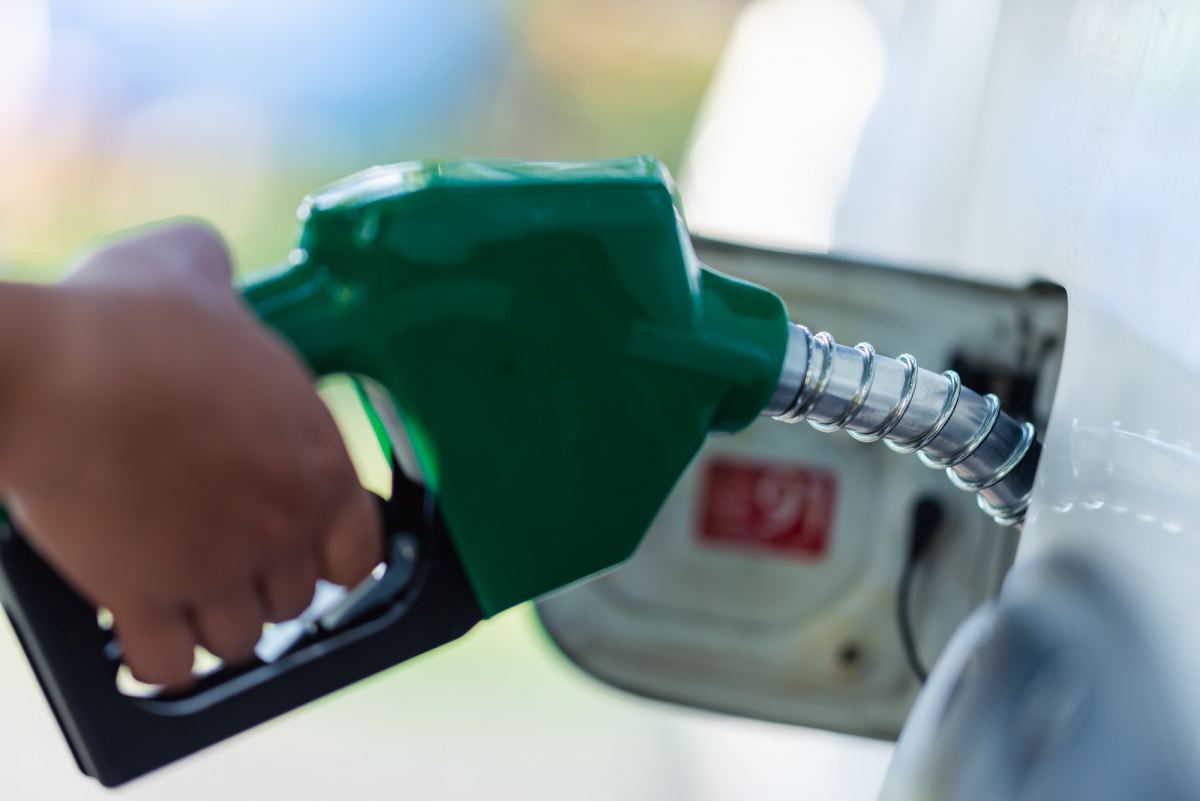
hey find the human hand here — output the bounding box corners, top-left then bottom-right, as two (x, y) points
(0, 222), (382, 688)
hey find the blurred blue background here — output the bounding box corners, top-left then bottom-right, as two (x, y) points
(0, 0), (738, 271)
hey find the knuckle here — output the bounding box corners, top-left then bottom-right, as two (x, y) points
(168, 220), (231, 268)
(250, 491), (316, 558)
(186, 551), (245, 596)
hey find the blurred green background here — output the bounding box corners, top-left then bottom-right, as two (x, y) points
(0, 2), (892, 799)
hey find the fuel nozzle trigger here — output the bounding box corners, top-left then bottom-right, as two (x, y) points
(0, 464), (483, 788)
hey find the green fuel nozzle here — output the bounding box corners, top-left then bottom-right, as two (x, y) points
(243, 157), (791, 616)
(0, 157), (1040, 787)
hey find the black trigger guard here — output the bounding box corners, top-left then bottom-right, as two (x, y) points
(0, 464), (482, 788)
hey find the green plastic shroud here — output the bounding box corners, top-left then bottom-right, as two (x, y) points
(242, 157), (789, 616)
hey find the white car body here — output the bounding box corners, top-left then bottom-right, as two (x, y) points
(680, 0), (1200, 795)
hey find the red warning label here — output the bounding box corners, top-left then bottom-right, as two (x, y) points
(698, 458), (837, 559)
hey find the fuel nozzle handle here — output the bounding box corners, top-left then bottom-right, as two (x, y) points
(764, 323), (1039, 526)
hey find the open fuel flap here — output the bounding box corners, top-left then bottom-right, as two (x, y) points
(537, 237), (1067, 739)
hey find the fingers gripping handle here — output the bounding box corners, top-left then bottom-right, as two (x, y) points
(0, 467), (482, 787)
(0, 261), (461, 788)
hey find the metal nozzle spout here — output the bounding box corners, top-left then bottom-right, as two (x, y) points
(765, 322), (1039, 526)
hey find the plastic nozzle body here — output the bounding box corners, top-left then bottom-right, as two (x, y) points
(242, 158), (790, 614)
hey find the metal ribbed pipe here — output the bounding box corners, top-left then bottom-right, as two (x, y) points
(763, 323), (1038, 526)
